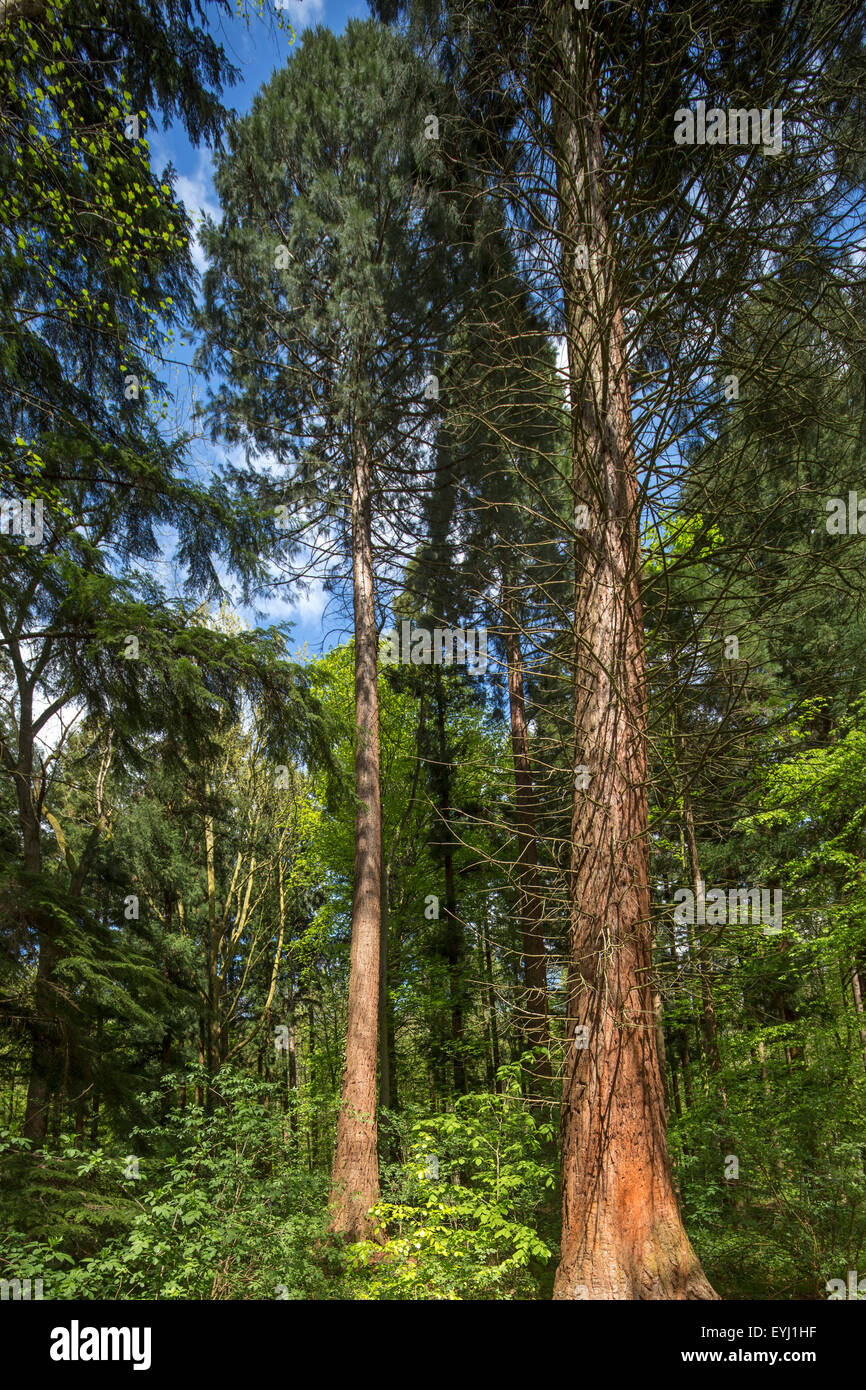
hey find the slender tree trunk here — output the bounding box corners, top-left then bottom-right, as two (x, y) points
(481, 910), (501, 1091)
(503, 609), (551, 1085)
(551, 1), (715, 1299)
(664, 932), (694, 1110)
(288, 995), (298, 1138)
(378, 863), (392, 1112)
(681, 1032), (694, 1108)
(377, 866), (400, 1165)
(328, 429), (382, 1241)
(377, 705), (423, 1117)
(682, 785), (726, 1097)
(203, 782), (220, 1112)
(51, 1085), (63, 1141)
(655, 984), (671, 1116)
(385, 911), (399, 1112)
(196, 1018), (206, 1106)
(443, 845), (465, 1094)
(430, 669), (466, 1094)
(20, 715), (58, 1148)
(855, 947), (866, 1013)
(849, 956), (866, 1072)
(670, 1063), (682, 1118)
(22, 933), (57, 1146)
(160, 1032), (172, 1121)
(90, 1016), (102, 1142)
(304, 997), (316, 1167)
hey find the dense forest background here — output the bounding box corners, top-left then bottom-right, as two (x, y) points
(2, 0), (866, 1302)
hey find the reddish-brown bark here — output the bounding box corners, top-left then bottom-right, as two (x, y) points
(328, 430), (383, 1241)
(550, 2), (716, 1300)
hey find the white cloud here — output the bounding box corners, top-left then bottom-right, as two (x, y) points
(264, 580), (328, 627)
(175, 150), (220, 277)
(293, 581), (328, 624)
(275, 0), (324, 29)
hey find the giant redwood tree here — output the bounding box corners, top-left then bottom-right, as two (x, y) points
(547, 6), (716, 1299)
(196, 20), (459, 1238)
(544, 0), (866, 1299)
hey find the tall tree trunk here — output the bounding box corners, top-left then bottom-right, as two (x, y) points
(22, 933), (57, 1146)
(378, 701), (423, 1118)
(855, 947), (866, 1013)
(328, 429), (382, 1241)
(378, 862), (392, 1112)
(204, 783), (220, 1112)
(307, 996), (319, 1168)
(433, 668), (466, 1094)
(682, 785), (726, 1096)
(551, 2), (715, 1300)
(288, 990), (298, 1140)
(480, 910), (501, 1091)
(20, 710), (57, 1148)
(443, 851), (465, 1094)
(160, 1032), (172, 1121)
(664, 930), (694, 1110)
(503, 609), (551, 1086)
(196, 1018), (206, 1106)
(670, 1063), (682, 1118)
(90, 1016), (102, 1142)
(850, 955), (866, 1072)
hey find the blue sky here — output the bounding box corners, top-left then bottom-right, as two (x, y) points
(151, 0), (370, 659)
